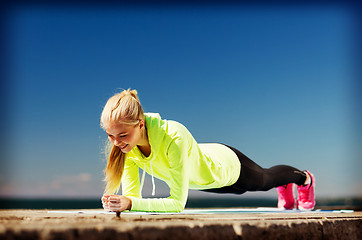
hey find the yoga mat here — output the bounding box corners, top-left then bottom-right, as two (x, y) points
(48, 208), (354, 215)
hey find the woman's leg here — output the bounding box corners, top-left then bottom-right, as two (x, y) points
(228, 145), (307, 192)
(203, 145), (307, 194)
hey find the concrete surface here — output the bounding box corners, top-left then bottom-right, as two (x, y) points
(0, 209), (361, 240)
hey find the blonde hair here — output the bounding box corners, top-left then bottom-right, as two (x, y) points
(100, 89), (144, 194)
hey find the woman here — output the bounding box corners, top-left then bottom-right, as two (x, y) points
(101, 89), (315, 212)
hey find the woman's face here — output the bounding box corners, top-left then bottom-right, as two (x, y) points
(104, 121), (144, 153)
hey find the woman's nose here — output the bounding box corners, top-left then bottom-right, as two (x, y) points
(113, 138), (122, 147)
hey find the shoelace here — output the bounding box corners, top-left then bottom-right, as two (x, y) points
(298, 184), (311, 201)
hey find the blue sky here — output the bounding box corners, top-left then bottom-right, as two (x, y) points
(1, 3), (360, 199)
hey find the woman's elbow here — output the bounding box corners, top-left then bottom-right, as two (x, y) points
(174, 200), (186, 213)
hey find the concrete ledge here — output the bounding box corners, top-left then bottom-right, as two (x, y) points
(1, 209), (361, 240)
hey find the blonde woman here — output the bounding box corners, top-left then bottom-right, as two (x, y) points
(100, 89), (315, 212)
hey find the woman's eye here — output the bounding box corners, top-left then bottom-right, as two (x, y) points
(119, 135), (127, 138)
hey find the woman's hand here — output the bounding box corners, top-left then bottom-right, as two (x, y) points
(101, 194), (132, 212)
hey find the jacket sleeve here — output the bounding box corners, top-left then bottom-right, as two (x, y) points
(121, 158), (141, 198)
(129, 137), (190, 212)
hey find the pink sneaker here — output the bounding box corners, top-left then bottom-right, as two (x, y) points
(297, 170), (316, 210)
(276, 183), (295, 210)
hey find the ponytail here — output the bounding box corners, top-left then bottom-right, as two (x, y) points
(104, 143), (125, 194)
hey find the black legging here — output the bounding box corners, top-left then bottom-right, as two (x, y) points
(202, 145), (307, 194)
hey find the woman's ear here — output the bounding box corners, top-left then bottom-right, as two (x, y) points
(139, 119), (145, 129)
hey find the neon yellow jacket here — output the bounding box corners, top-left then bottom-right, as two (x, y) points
(122, 113), (241, 212)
